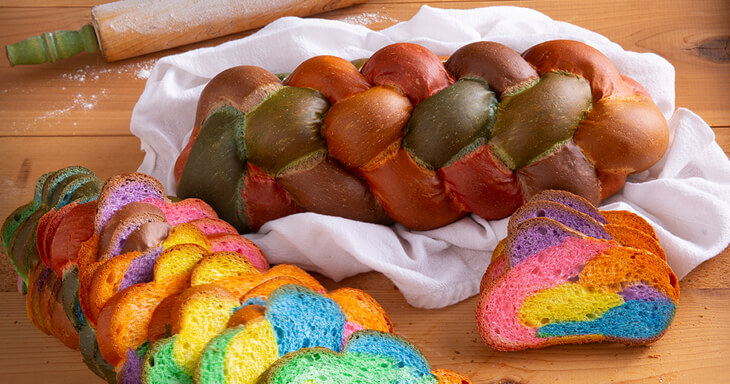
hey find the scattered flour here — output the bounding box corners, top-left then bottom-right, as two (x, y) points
(136, 67), (152, 79)
(340, 10), (398, 27)
(60, 60), (156, 82)
(5, 58), (156, 133)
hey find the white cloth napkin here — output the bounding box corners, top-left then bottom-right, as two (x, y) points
(132, 6), (730, 309)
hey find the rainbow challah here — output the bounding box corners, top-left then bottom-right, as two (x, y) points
(175, 40), (669, 232)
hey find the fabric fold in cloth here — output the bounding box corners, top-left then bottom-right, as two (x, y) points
(132, 5), (730, 308)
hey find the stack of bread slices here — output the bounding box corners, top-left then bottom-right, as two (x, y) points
(3, 167), (472, 384)
(477, 190), (679, 351)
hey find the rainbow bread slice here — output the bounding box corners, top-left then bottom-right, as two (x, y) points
(140, 280), (469, 384)
(111, 250), (320, 383)
(5, 169), (472, 383)
(140, 278), (392, 384)
(477, 191), (679, 351)
(2, 166), (102, 287)
(257, 330), (473, 384)
(4, 169), (273, 383)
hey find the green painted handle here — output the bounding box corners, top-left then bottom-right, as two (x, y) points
(6, 24), (99, 66)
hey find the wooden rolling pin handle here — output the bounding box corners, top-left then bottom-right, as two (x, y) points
(6, 0), (366, 65)
(6, 24), (99, 66)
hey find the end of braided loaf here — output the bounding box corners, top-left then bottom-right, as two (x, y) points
(176, 40), (669, 232)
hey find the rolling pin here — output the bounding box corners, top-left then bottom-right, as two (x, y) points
(6, 0), (366, 66)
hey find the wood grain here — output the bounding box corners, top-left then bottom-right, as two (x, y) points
(0, 1), (729, 383)
(2, 0), (729, 126)
(0, 286), (728, 383)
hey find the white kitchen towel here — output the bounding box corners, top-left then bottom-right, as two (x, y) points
(132, 5), (730, 308)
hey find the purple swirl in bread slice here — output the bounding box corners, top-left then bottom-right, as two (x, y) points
(94, 173), (168, 234)
(508, 200), (611, 240)
(503, 217), (587, 268)
(118, 246), (164, 292)
(528, 189), (608, 224)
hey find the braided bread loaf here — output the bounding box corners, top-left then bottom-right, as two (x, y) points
(175, 40), (669, 232)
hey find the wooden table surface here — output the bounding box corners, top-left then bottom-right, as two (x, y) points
(1, 1), (729, 383)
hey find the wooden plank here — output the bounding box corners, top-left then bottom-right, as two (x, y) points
(2, 0), (729, 132)
(0, 287), (727, 383)
(0, 135), (143, 227)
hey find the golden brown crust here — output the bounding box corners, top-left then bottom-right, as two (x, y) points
(194, 66), (283, 131)
(574, 95), (669, 174)
(361, 42), (454, 105)
(285, 55), (371, 103)
(597, 169), (628, 200)
(323, 85), (412, 169)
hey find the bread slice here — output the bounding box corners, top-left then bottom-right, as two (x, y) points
(97, 202), (167, 260)
(509, 191), (664, 261)
(7, 169), (471, 383)
(257, 330), (470, 384)
(160, 222), (211, 252)
(79, 319), (117, 383)
(508, 200), (611, 240)
(26, 261), (53, 334)
(477, 215), (678, 351)
(47, 201), (97, 277)
(197, 320), (278, 384)
(211, 264), (325, 299)
(604, 224), (666, 261)
(5, 166), (100, 284)
(143, 197), (219, 227)
(188, 286), (391, 384)
(189, 251), (258, 286)
(96, 243), (209, 366)
(601, 209), (658, 240)
(208, 233), (268, 271)
(530, 189), (607, 224)
(186, 217), (238, 237)
(94, 173), (168, 234)
(2, 171), (52, 253)
(432, 368), (475, 384)
(101, 231), (271, 373)
(142, 277), (396, 384)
